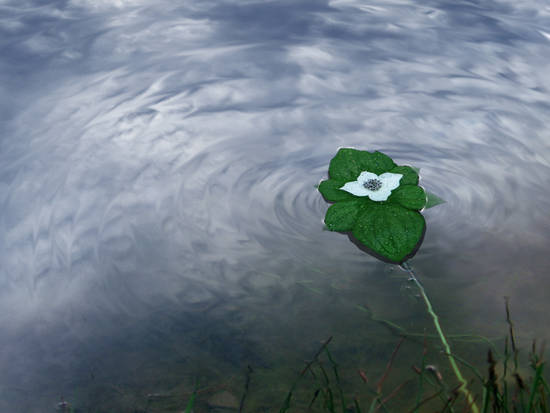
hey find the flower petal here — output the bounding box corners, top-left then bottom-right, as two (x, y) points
(368, 189), (392, 201)
(340, 181), (369, 196)
(356, 171), (379, 183)
(379, 172), (402, 191)
(318, 179), (357, 202)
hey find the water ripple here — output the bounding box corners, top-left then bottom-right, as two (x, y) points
(2, 0), (550, 409)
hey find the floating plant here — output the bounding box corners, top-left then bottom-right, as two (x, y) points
(318, 148), (479, 412)
(318, 147), (444, 263)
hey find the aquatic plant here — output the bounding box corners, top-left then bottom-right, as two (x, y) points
(279, 304), (549, 413)
(318, 148), (479, 412)
(318, 148), (443, 263)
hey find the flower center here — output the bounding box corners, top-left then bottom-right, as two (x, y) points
(363, 178), (382, 191)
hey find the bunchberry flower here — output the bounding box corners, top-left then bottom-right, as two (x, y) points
(339, 171), (403, 201)
(318, 148), (443, 263)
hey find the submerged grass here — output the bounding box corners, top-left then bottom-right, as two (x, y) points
(166, 300), (547, 413)
(272, 300), (548, 413)
(61, 303), (547, 412)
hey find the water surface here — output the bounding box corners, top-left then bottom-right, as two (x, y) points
(1, 0), (550, 411)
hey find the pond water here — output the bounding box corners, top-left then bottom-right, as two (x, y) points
(1, 0), (550, 411)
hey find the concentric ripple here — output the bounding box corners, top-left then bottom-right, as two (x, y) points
(2, 0), (550, 410)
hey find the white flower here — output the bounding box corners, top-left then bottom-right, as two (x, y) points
(339, 171), (403, 201)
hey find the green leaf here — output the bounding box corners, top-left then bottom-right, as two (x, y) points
(389, 165), (419, 186)
(324, 200), (364, 231)
(425, 191), (446, 209)
(318, 179), (357, 202)
(328, 148), (396, 181)
(387, 185), (426, 210)
(351, 204), (425, 263)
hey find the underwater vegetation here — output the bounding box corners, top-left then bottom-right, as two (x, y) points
(57, 301), (548, 412)
(317, 148), (482, 410)
(281, 148), (547, 413)
(276, 300), (549, 413)
(56, 149), (547, 412)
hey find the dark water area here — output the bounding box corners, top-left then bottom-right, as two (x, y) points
(1, 0), (550, 411)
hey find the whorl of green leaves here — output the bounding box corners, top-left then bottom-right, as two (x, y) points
(318, 148), (444, 263)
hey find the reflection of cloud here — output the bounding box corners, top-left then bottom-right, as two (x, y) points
(1, 0), (549, 320)
(2, 0), (550, 408)
(69, 0), (150, 9)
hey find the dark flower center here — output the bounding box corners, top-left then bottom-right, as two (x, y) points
(363, 178), (382, 191)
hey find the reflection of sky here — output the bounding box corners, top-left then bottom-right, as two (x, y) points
(2, 0), (550, 410)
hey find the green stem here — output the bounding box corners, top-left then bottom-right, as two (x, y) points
(401, 261), (479, 413)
